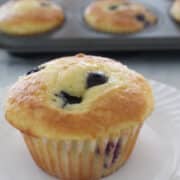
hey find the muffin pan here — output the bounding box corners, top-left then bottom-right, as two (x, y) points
(0, 0), (179, 52)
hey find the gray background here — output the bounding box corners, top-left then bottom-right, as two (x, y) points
(0, 50), (179, 89)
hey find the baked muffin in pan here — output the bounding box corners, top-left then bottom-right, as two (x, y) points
(0, 0), (64, 36)
(84, 0), (157, 34)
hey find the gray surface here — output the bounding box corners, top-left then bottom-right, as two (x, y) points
(0, 0), (180, 52)
(0, 50), (180, 90)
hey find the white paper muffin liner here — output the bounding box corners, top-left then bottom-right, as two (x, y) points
(23, 124), (142, 180)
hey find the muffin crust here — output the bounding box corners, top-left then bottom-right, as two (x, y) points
(5, 54), (154, 139)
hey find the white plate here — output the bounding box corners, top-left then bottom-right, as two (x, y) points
(0, 80), (180, 180)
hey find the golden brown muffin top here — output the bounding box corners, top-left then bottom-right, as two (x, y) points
(84, 0), (157, 33)
(5, 54), (154, 140)
(0, 0), (64, 35)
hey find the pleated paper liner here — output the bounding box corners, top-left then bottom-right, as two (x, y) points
(23, 124), (142, 180)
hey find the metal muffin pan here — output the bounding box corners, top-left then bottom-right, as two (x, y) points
(0, 0), (179, 52)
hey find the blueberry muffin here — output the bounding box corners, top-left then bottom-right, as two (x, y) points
(5, 54), (154, 180)
(84, 0), (157, 34)
(0, 0), (64, 36)
(170, 0), (180, 23)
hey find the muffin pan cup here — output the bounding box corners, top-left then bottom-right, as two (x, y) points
(23, 124), (142, 180)
(0, 0), (179, 52)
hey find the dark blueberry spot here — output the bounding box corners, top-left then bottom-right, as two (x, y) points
(40, 1), (49, 7)
(112, 139), (121, 164)
(55, 91), (82, 108)
(95, 146), (100, 155)
(86, 72), (108, 89)
(135, 14), (146, 22)
(109, 5), (119, 10)
(104, 163), (108, 168)
(26, 66), (45, 75)
(135, 14), (151, 27)
(105, 141), (114, 155)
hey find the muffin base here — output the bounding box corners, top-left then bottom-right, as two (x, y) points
(23, 124), (142, 180)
